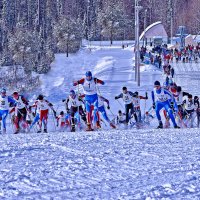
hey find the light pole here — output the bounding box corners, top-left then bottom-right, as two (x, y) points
(144, 9), (147, 46)
(170, 7), (173, 45)
(135, 0), (142, 86)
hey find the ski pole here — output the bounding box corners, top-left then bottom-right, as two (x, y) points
(116, 99), (124, 109)
(51, 108), (57, 132)
(109, 109), (116, 119)
(9, 113), (14, 133)
(143, 91), (147, 118)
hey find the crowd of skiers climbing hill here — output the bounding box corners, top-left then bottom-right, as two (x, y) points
(0, 44), (199, 134)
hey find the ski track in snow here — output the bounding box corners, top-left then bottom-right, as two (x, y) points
(1, 43), (200, 199)
(1, 129), (200, 199)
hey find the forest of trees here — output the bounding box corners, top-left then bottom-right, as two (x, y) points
(0, 0), (199, 75)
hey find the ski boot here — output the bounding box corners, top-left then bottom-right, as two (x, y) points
(164, 119), (170, 128)
(14, 129), (19, 134)
(136, 122), (141, 129)
(86, 124), (93, 131)
(37, 129), (42, 133)
(71, 125), (76, 132)
(96, 121), (101, 129)
(43, 129), (48, 133)
(174, 125), (180, 129)
(157, 121), (163, 129)
(110, 122), (116, 129)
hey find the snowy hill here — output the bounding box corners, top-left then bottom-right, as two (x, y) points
(1, 43), (200, 199)
(36, 44), (163, 117)
(1, 128), (200, 199)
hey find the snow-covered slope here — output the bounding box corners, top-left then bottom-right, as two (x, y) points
(1, 43), (200, 199)
(1, 128), (200, 199)
(37, 45), (163, 117)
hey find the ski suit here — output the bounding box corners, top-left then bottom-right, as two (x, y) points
(73, 77), (104, 126)
(32, 99), (55, 131)
(13, 95), (29, 130)
(94, 96), (110, 123)
(115, 91), (137, 123)
(65, 94), (86, 126)
(152, 87), (178, 127)
(0, 95), (15, 132)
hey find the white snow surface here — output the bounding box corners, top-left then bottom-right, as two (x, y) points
(1, 129), (200, 199)
(1, 43), (200, 199)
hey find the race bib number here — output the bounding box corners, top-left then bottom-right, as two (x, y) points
(124, 96), (129, 102)
(188, 103), (192, 108)
(159, 95), (166, 101)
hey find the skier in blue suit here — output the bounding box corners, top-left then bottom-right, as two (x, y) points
(0, 88), (16, 133)
(151, 81), (180, 129)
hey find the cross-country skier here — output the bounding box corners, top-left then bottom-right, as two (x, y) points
(94, 95), (116, 129)
(31, 94), (56, 133)
(172, 86), (189, 126)
(115, 87), (138, 125)
(64, 89), (87, 132)
(116, 110), (126, 125)
(194, 96), (200, 127)
(0, 88), (16, 133)
(132, 91), (148, 122)
(56, 111), (70, 131)
(182, 94), (196, 128)
(151, 81), (180, 129)
(73, 71), (105, 131)
(12, 91), (29, 134)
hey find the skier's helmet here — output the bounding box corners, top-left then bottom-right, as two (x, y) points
(1, 88), (6, 97)
(188, 94), (192, 99)
(60, 111), (64, 115)
(177, 86), (182, 92)
(154, 81), (160, 86)
(38, 94), (44, 100)
(85, 71), (92, 80)
(135, 91), (139, 96)
(12, 91), (19, 98)
(1, 88), (6, 94)
(69, 89), (76, 98)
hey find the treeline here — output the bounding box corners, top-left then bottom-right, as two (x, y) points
(0, 0), (199, 74)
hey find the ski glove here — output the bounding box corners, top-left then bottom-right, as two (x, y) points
(73, 81), (78, 86)
(62, 99), (65, 102)
(153, 103), (156, 109)
(170, 102), (174, 108)
(107, 105), (110, 109)
(115, 96), (118, 100)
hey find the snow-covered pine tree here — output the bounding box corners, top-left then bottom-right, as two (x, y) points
(97, 0), (129, 45)
(53, 15), (83, 57)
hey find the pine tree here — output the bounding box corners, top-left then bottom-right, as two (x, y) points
(97, 0), (129, 45)
(53, 15), (83, 57)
